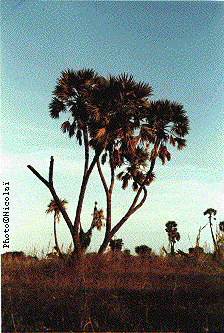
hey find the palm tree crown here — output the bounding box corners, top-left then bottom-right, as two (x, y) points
(143, 100), (189, 158)
(204, 208), (217, 251)
(46, 199), (68, 221)
(204, 208), (217, 217)
(49, 68), (102, 144)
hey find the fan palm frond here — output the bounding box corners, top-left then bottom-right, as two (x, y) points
(61, 121), (71, 133)
(49, 97), (66, 119)
(46, 199), (68, 217)
(132, 181), (139, 192)
(174, 137), (186, 150)
(76, 129), (82, 145)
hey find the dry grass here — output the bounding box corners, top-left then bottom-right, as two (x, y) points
(1, 251), (224, 332)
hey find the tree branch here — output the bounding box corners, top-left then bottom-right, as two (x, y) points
(132, 186), (147, 213)
(27, 165), (50, 188)
(27, 158), (82, 257)
(97, 153), (114, 243)
(49, 156), (54, 185)
(73, 147), (104, 233)
(97, 159), (109, 195)
(109, 140), (160, 239)
(83, 127), (89, 177)
(110, 186), (147, 237)
(109, 151), (115, 195)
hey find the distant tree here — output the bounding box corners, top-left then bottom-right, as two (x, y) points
(123, 249), (131, 256)
(109, 238), (124, 252)
(165, 221), (180, 255)
(219, 221), (224, 232)
(188, 247), (204, 256)
(46, 198), (68, 258)
(204, 208), (217, 251)
(135, 245), (152, 256)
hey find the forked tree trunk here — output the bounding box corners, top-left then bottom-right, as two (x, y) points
(98, 141), (159, 255)
(98, 186), (148, 254)
(27, 158), (83, 261)
(98, 170), (154, 254)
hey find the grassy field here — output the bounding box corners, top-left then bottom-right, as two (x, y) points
(1, 251), (224, 332)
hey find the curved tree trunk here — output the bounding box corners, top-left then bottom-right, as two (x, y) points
(209, 216), (217, 251)
(97, 158), (113, 254)
(53, 212), (63, 258)
(98, 194), (112, 254)
(98, 186), (148, 254)
(73, 150), (103, 238)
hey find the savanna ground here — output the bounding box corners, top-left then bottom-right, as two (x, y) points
(1, 250), (224, 333)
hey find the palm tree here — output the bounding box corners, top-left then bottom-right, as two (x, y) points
(46, 198), (68, 258)
(48, 69), (189, 257)
(204, 208), (217, 251)
(48, 69), (152, 257)
(49, 68), (105, 258)
(109, 238), (124, 252)
(165, 221), (180, 255)
(135, 245), (152, 256)
(219, 221), (224, 232)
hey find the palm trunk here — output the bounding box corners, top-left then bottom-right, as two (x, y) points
(209, 215), (217, 251)
(98, 160), (151, 254)
(171, 242), (175, 256)
(97, 158), (113, 254)
(98, 195), (112, 254)
(53, 212), (63, 258)
(98, 186), (148, 254)
(53, 212), (59, 253)
(72, 127), (103, 257)
(73, 152), (101, 235)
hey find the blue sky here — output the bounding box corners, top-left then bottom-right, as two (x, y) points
(1, 0), (224, 256)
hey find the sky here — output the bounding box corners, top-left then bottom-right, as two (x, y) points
(1, 0), (224, 256)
